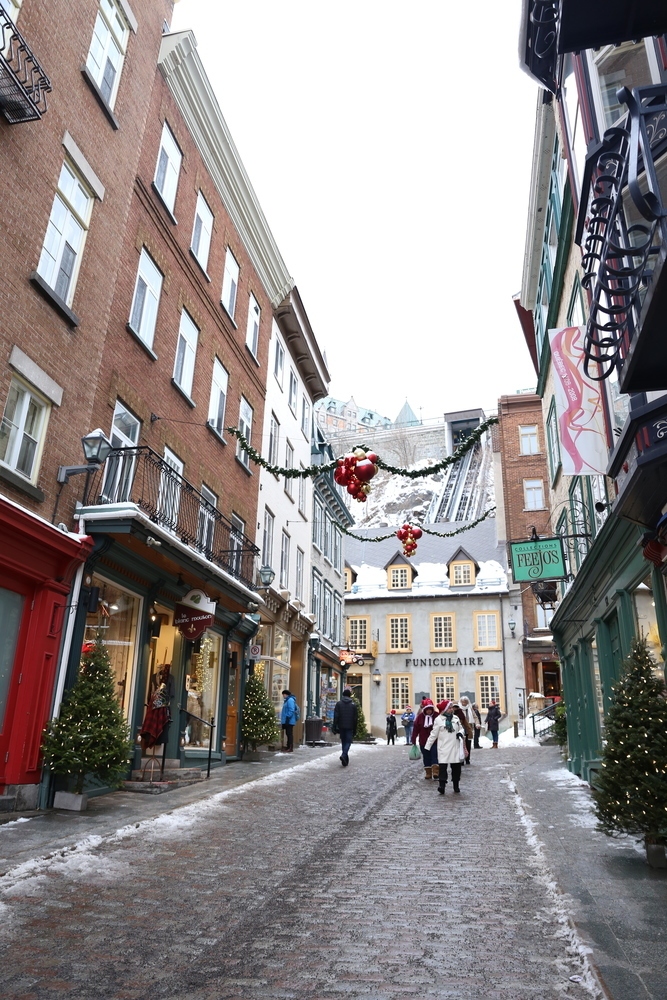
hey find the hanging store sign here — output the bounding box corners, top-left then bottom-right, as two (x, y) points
(174, 589), (216, 640)
(549, 326), (608, 475)
(509, 537), (566, 582)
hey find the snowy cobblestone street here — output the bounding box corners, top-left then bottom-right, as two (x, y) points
(0, 744), (659, 1000)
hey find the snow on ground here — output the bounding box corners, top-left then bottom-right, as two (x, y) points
(0, 748), (373, 894)
(478, 730), (541, 749)
(543, 767), (598, 828)
(0, 817), (32, 832)
(506, 777), (605, 998)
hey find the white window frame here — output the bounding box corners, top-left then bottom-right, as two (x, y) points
(85, 0), (130, 110)
(221, 248), (239, 320)
(431, 614), (456, 652)
(198, 483), (217, 556)
(128, 248), (163, 349)
(153, 121), (181, 215)
(333, 594), (342, 645)
(295, 547), (304, 602)
(0, 376), (49, 484)
(474, 612), (500, 651)
(347, 616), (369, 653)
(230, 513), (245, 575)
(245, 293), (260, 357)
(274, 336), (285, 388)
(301, 397), (311, 438)
(298, 465), (307, 515)
(312, 497), (324, 550)
(587, 41), (661, 135)
(158, 446), (183, 532)
(101, 398), (140, 502)
(546, 397), (561, 484)
(280, 530), (290, 589)
(333, 526), (342, 572)
(208, 358), (228, 437)
(311, 570), (322, 625)
(190, 190), (213, 273)
(173, 309), (198, 399)
(389, 675), (411, 712)
(524, 478), (545, 511)
(268, 413), (280, 466)
(284, 440), (294, 498)
(288, 370), (298, 414)
(0, 0), (22, 23)
(262, 507), (275, 569)
(519, 425), (539, 455)
(37, 161), (94, 307)
(237, 397), (253, 468)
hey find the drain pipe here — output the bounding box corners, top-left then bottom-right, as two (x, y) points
(499, 594), (509, 720)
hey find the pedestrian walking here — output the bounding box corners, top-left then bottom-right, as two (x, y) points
(425, 700), (465, 794)
(471, 702), (482, 748)
(485, 700), (503, 748)
(458, 696), (475, 764)
(411, 698), (439, 780)
(332, 688), (358, 767)
(386, 710), (398, 745)
(280, 689), (298, 752)
(401, 706), (415, 745)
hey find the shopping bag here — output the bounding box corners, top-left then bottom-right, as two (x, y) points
(408, 743), (421, 761)
(459, 740), (465, 762)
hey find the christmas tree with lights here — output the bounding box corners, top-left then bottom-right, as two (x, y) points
(593, 637), (667, 847)
(354, 696), (368, 741)
(42, 635), (133, 794)
(241, 672), (280, 752)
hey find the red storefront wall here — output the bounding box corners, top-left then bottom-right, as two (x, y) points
(0, 496), (93, 793)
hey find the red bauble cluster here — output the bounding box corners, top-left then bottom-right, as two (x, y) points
(333, 449), (378, 503)
(396, 523), (422, 556)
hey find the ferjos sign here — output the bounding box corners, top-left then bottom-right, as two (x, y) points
(174, 590), (216, 640)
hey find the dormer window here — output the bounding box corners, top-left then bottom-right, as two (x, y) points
(389, 566), (411, 589)
(447, 547), (479, 587)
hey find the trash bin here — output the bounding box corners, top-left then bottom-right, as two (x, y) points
(305, 717), (323, 744)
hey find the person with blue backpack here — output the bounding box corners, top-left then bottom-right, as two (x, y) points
(281, 689), (300, 752)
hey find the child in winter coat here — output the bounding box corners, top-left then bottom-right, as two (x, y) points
(425, 700), (466, 794)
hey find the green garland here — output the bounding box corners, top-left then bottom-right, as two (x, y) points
(226, 415), (498, 480)
(338, 506), (496, 543)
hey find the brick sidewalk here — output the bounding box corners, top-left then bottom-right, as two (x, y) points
(0, 744), (635, 1000)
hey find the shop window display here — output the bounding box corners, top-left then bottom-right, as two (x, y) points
(184, 631), (221, 748)
(84, 576), (140, 720)
(633, 577), (665, 677)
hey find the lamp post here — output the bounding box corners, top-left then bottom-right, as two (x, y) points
(258, 564), (275, 588)
(508, 615), (517, 638)
(372, 667), (382, 686)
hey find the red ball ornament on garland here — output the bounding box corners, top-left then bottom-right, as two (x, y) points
(396, 522), (421, 556)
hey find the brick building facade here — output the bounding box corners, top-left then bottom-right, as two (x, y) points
(496, 392), (560, 702)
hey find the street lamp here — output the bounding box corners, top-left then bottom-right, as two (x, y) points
(372, 667), (382, 686)
(258, 565), (275, 588)
(508, 615), (517, 638)
(56, 428), (113, 507)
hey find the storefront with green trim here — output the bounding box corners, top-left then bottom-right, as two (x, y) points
(551, 513), (667, 783)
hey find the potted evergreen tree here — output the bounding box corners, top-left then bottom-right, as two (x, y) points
(241, 673), (280, 760)
(593, 637), (667, 868)
(42, 636), (133, 810)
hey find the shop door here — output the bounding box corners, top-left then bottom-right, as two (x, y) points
(225, 649), (241, 757)
(0, 585), (27, 784)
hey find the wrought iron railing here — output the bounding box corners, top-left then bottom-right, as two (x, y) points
(0, 8), (51, 123)
(580, 84), (667, 382)
(530, 703), (557, 739)
(85, 446), (259, 589)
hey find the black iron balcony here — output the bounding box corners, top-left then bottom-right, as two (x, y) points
(607, 394), (667, 526)
(519, 1), (667, 93)
(84, 446), (259, 590)
(0, 8), (51, 123)
(577, 84), (667, 393)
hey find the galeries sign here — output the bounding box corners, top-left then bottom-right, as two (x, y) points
(509, 537), (566, 582)
(174, 589), (216, 640)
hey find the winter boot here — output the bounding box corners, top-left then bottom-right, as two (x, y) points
(492, 742), (498, 748)
(431, 764), (440, 779)
(424, 767), (432, 780)
(453, 783), (460, 793)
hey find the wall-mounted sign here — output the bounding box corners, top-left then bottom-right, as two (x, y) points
(549, 326), (608, 475)
(509, 537), (566, 582)
(249, 644), (262, 659)
(174, 589), (216, 640)
(405, 656), (484, 667)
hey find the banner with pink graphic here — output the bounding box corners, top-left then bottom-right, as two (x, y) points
(549, 326), (609, 475)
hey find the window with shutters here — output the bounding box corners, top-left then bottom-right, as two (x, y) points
(474, 612), (500, 650)
(36, 162), (94, 308)
(430, 613), (456, 651)
(347, 616), (370, 653)
(387, 615), (411, 652)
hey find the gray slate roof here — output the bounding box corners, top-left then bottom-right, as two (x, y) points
(345, 516), (504, 571)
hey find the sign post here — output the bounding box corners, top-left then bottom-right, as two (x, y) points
(508, 537), (566, 582)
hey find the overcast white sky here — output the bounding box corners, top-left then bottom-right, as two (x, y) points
(172, 0), (540, 422)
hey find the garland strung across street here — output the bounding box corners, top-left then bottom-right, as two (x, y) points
(226, 419), (498, 554)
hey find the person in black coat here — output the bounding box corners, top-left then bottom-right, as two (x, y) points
(332, 689), (358, 767)
(485, 700), (503, 748)
(386, 710), (398, 745)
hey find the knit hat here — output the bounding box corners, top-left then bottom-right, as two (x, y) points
(390, 709), (396, 715)
(421, 698), (436, 713)
(437, 699), (451, 713)
(405, 706), (412, 711)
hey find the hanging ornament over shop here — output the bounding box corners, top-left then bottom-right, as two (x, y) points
(396, 523), (422, 556)
(333, 449), (378, 503)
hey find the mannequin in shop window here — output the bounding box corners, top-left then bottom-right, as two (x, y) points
(140, 663), (175, 753)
